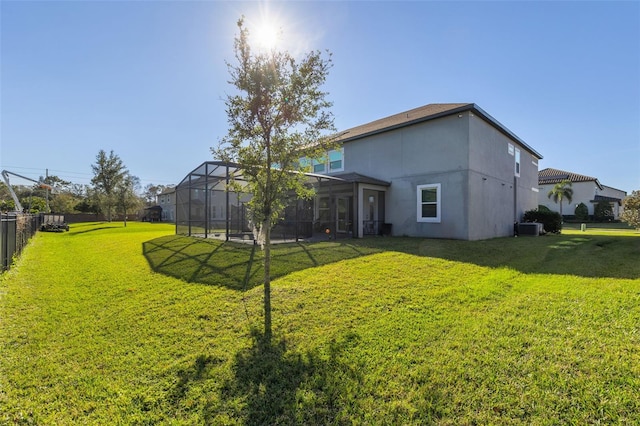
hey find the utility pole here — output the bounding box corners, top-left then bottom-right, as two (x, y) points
(46, 169), (50, 212)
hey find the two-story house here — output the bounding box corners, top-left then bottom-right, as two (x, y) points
(177, 103), (543, 241)
(158, 187), (176, 222)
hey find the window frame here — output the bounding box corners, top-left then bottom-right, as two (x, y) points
(515, 148), (521, 177)
(302, 148), (344, 174)
(328, 149), (344, 172)
(417, 183), (441, 223)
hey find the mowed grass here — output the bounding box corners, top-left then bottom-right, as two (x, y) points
(1, 222), (639, 424)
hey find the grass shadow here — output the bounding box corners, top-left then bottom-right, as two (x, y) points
(188, 329), (368, 424)
(142, 236), (259, 290)
(70, 225), (122, 235)
(142, 235), (381, 290)
(356, 233), (640, 279)
(144, 231), (640, 287)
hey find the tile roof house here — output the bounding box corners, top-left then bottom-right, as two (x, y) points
(177, 103), (543, 241)
(538, 168), (626, 219)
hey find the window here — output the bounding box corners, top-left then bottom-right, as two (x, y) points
(417, 183), (441, 223)
(302, 148), (344, 174)
(515, 148), (521, 177)
(328, 149), (344, 172)
(312, 159), (326, 173)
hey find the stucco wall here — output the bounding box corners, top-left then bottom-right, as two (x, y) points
(539, 182), (626, 218)
(467, 115), (540, 239)
(539, 181), (597, 216)
(340, 112), (539, 240)
(342, 114), (470, 239)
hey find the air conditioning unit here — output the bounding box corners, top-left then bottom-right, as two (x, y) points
(517, 222), (543, 236)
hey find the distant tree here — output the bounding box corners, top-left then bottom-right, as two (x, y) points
(116, 174), (142, 227)
(70, 183), (90, 198)
(142, 183), (166, 206)
(42, 175), (72, 191)
(621, 190), (640, 229)
(91, 150), (126, 221)
(1, 199), (16, 212)
(0, 182), (12, 210)
(213, 18), (336, 340)
(49, 192), (80, 214)
(25, 196), (48, 213)
(574, 202), (589, 221)
(74, 198), (100, 214)
(547, 179), (573, 218)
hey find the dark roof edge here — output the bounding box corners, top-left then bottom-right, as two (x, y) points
(337, 104), (474, 145)
(470, 104), (543, 160)
(339, 103), (543, 160)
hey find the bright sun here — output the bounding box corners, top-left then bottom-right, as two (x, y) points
(253, 21), (281, 50)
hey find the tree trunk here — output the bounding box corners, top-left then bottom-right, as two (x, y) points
(263, 219), (272, 341)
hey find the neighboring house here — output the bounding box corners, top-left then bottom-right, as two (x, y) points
(538, 168), (626, 219)
(158, 187), (176, 222)
(177, 103), (543, 241)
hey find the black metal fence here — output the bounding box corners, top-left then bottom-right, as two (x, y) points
(1, 213), (41, 271)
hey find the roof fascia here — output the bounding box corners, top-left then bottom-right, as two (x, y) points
(338, 104), (474, 145)
(470, 104), (543, 159)
(339, 103), (543, 160)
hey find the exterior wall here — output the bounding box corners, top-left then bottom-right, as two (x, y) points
(340, 112), (539, 240)
(600, 186), (626, 219)
(538, 182), (626, 219)
(539, 181), (598, 216)
(343, 114), (471, 239)
(467, 115), (540, 239)
(159, 189), (176, 222)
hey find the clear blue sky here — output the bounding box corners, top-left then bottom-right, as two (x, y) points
(1, 1), (639, 194)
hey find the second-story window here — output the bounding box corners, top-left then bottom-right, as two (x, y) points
(328, 149), (343, 172)
(303, 148), (344, 174)
(312, 158), (326, 173)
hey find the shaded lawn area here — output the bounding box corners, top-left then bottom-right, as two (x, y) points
(1, 222), (639, 425)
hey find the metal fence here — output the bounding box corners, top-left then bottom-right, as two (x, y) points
(1, 213), (41, 271)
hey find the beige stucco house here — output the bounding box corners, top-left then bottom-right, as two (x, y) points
(538, 168), (626, 219)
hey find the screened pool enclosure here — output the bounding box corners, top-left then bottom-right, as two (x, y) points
(176, 161), (391, 241)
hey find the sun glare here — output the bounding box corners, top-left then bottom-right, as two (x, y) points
(253, 21), (281, 50)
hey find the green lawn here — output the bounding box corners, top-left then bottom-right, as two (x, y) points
(1, 222), (639, 424)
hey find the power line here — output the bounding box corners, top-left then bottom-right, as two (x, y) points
(1, 165), (179, 187)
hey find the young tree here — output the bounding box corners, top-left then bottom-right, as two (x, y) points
(547, 179), (573, 218)
(213, 18), (336, 340)
(116, 174), (142, 227)
(621, 190), (640, 229)
(91, 150), (126, 221)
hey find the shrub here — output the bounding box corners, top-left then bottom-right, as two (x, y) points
(523, 209), (562, 233)
(537, 205), (551, 212)
(574, 202), (589, 221)
(594, 201), (613, 222)
(621, 190), (640, 229)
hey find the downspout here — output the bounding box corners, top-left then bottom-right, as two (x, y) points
(513, 176), (518, 223)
